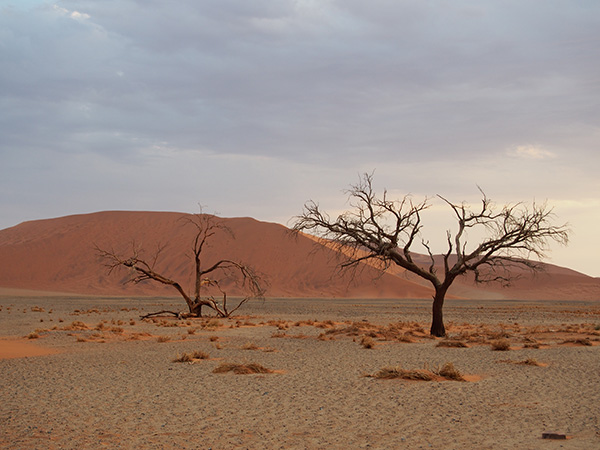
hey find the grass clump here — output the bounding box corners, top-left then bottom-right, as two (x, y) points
(371, 362), (466, 382)
(562, 338), (592, 346)
(213, 363), (274, 375)
(434, 362), (465, 381)
(518, 358), (542, 366)
(436, 340), (468, 348)
(173, 350), (209, 363)
(360, 335), (376, 349)
(157, 335), (171, 343)
(490, 339), (511, 351)
(372, 367), (434, 381)
(242, 342), (259, 350)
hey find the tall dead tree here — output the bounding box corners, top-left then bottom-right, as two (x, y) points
(293, 173), (570, 336)
(96, 213), (265, 318)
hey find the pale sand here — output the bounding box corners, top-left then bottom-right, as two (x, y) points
(1, 296), (599, 449)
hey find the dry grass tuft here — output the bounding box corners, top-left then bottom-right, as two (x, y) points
(202, 319), (223, 330)
(436, 340), (468, 348)
(372, 366), (434, 381)
(371, 362), (467, 382)
(173, 350), (209, 363)
(213, 363), (274, 375)
(434, 362), (465, 381)
(490, 339), (511, 351)
(26, 332), (40, 339)
(360, 335), (376, 349)
(64, 321), (89, 331)
(562, 338), (592, 346)
(157, 335), (171, 343)
(242, 342), (259, 350)
(518, 358), (542, 366)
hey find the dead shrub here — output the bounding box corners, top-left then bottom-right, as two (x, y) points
(490, 339), (511, 351)
(434, 362), (465, 381)
(213, 363), (273, 375)
(518, 358), (541, 366)
(372, 367), (434, 381)
(242, 342), (259, 350)
(65, 321), (88, 331)
(173, 350), (209, 363)
(437, 340), (468, 348)
(26, 332), (40, 339)
(562, 338), (592, 346)
(360, 335), (376, 349)
(157, 336), (171, 343)
(203, 319), (223, 329)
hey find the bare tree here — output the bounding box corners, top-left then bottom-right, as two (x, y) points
(96, 213), (265, 318)
(293, 173), (570, 336)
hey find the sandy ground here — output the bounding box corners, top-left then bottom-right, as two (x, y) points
(1, 296), (599, 449)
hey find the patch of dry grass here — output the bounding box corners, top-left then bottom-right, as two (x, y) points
(213, 363), (274, 375)
(372, 367), (434, 381)
(436, 340), (468, 348)
(360, 335), (376, 349)
(370, 362), (466, 382)
(518, 358), (542, 366)
(434, 362), (465, 381)
(173, 350), (209, 363)
(562, 338), (592, 346)
(490, 339), (511, 351)
(242, 342), (259, 350)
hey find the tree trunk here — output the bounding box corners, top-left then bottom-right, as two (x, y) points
(430, 288), (447, 337)
(190, 301), (203, 317)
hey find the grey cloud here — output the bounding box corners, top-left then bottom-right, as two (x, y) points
(1, 0), (599, 243)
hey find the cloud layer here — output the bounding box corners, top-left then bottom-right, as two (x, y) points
(1, 1), (599, 275)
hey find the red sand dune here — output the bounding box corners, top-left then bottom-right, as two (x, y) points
(0, 211), (598, 300)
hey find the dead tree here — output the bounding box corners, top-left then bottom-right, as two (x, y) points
(293, 173), (570, 337)
(96, 213), (265, 318)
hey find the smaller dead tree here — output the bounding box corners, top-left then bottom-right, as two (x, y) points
(293, 173), (570, 337)
(96, 213), (265, 318)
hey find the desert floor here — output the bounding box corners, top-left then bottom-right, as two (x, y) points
(1, 295), (599, 449)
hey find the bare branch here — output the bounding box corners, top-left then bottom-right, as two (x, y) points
(96, 211), (265, 318)
(293, 173), (570, 337)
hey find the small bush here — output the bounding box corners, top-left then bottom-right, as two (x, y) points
(157, 336), (171, 343)
(360, 335), (376, 349)
(518, 358), (541, 366)
(173, 350), (209, 363)
(26, 332), (40, 339)
(242, 342), (259, 350)
(66, 321), (88, 331)
(491, 339), (511, 351)
(434, 362), (465, 381)
(213, 363), (273, 375)
(562, 338), (592, 346)
(436, 340), (468, 348)
(372, 367), (434, 381)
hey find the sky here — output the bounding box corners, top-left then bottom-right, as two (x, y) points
(1, 0), (599, 277)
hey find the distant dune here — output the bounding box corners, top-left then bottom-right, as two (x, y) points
(0, 211), (598, 300)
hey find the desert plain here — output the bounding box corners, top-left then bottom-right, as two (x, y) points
(1, 293), (599, 450)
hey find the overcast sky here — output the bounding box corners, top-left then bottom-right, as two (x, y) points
(1, 0), (599, 276)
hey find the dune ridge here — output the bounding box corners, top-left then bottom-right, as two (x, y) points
(0, 211), (598, 300)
